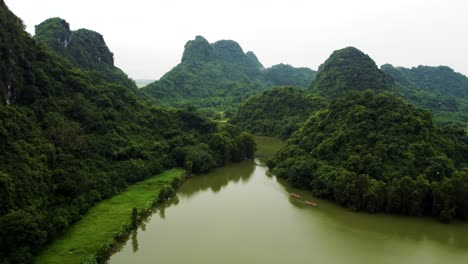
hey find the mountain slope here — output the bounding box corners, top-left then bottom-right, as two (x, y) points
(309, 47), (394, 98)
(263, 63), (316, 88)
(267, 91), (468, 221)
(0, 3), (254, 263)
(382, 64), (468, 127)
(140, 36), (317, 111)
(34, 17), (137, 89)
(141, 36), (265, 109)
(382, 64), (468, 99)
(230, 86), (326, 138)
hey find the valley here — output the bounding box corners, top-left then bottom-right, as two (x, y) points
(1, 1), (467, 263)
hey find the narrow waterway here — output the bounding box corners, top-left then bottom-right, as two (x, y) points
(109, 137), (468, 264)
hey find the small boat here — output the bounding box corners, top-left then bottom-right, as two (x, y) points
(305, 201), (317, 207)
(290, 193), (303, 199)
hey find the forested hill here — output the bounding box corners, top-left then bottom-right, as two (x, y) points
(263, 63), (316, 88)
(230, 86), (326, 138)
(381, 64), (468, 99)
(309, 47), (394, 98)
(381, 64), (468, 127)
(267, 91), (468, 222)
(0, 2), (255, 263)
(139, 36), (316, 111)
(34, 17), (137, 89)
(230, 47), (394, 138)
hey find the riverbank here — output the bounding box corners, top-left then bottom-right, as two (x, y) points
(109, 145), (468, 264)
(35, 168), (185, 264)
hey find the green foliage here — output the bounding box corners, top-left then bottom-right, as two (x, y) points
(264, 63), (316, 88)
(231, 86), (327, 138)
(35, 169), (184, 264)
(382, 64), (468, 99)
(34, 17), (137, 89)
(309, 47), (394, 99)
(171, 123), (256, 172)
(268, 91), (468, 222)
(381, 64), (468, 128)
(141, 35), (266, 110)
(139, 36), (317, 112)
(0, 5), (255, 263)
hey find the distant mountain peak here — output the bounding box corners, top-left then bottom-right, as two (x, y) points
(180, 36), (263, 70)
(309, 46), (394, 98)
(35, 18), (114, 67)
(34, 18), (137, 89)
(245, 51), (264, 70)
(141, 35), (316, 107)
(212, 39), (245, 61)
(181, 35), (214, 62)
(34, 17), (72, 49)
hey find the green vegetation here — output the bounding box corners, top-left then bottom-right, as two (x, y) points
(231, 86), (326, 138)
(34, 17), (137, 89)
(139, 36), (317, 113)
(35, 169), (184, 264)
(0, 4), (255, 263)
(263, 63), (316, 88)
(2, 1), (468, 262)
(381, 64), (468, 99)
(140, 36), (266, 112)
(309, 47), (394, 99)
(267, 91), (468, 222)
(382, 64), (468, 128)
(254, 136), (286, 158)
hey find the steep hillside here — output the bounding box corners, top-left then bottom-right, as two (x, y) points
(231, 86), (326, 138)
(267, 91), (468, 222)
(309, 47), (394, 98)
(382, 64), (468, 127)
(140, 36), (317, 111)
(34, 18), (137, 89)
(141, 36), (265, 109)
(382, 64), (468, 99)
(0, 3), (254, 263)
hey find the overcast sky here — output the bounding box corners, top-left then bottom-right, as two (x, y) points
(6, 0), (468, 80)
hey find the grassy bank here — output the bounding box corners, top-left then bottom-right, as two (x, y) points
(35, 168), (185, 264)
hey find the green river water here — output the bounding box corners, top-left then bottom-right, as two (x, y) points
(109, 137), (468, 264)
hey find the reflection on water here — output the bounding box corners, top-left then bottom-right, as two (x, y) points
(131, 231), (138, 253)
(276, 175), (468, 252)
(110, 137), (468, 264)
(178, 160), (255, 198)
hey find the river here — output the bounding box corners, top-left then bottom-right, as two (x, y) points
(109, 137), (468, 264)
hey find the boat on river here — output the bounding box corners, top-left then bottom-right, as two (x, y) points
(290, 193), (303, 199)
(290, 193), (317, 207)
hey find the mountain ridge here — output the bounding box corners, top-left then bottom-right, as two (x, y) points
(34, 17), (137, 89)
(140, 35), (317, 111)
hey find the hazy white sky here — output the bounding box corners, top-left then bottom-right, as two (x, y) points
(6, 0), (468, 79)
